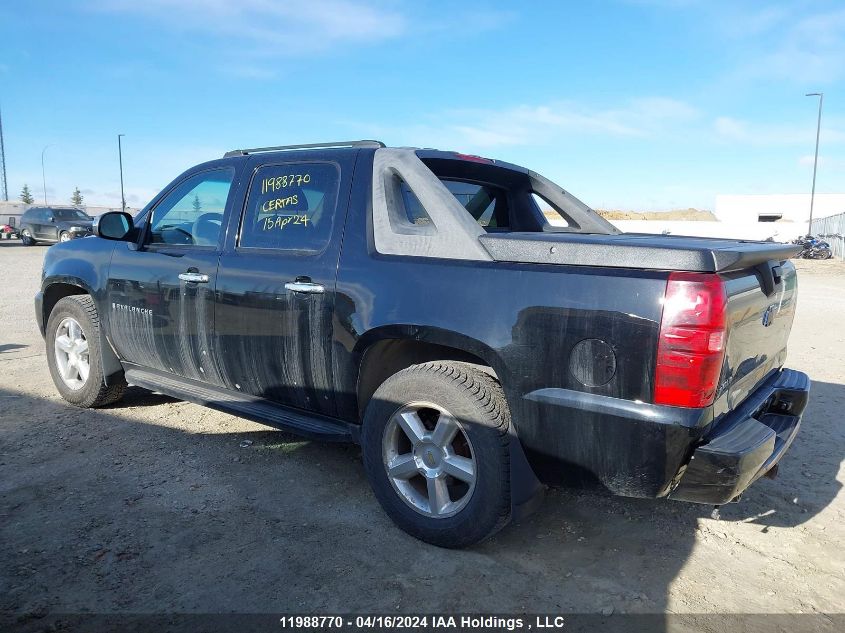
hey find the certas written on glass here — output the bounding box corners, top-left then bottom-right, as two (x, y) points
(240, 163), (340, 251)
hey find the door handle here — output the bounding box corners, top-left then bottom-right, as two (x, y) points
(284, 281), (325, 294)
(178, 272), (209, 283)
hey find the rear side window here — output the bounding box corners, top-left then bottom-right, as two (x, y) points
(239, 162), (339, 251)
(400, 179), (509, 230)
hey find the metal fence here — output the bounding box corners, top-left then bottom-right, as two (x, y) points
(811, 212), (845, 260)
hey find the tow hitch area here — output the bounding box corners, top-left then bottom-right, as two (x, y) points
(669, 369), (809, 505)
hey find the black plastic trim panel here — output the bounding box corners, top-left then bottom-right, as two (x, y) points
(479, 232), (801, 272)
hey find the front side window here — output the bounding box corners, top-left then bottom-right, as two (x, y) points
(239, 162), (339, 251)
(149, 168), (234, 246)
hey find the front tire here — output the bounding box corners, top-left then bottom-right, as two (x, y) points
(21, 229), (36, 246)
(59, 231), (71, 243)
(361, 362), (511, 548)
(46, 295), (126, 408)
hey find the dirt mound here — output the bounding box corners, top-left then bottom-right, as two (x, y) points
(596, 208), (717, 221)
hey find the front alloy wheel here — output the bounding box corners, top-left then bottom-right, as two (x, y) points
(53, 316), (90, 389)
(383, 402), (477, 518)
(45, 295), (126, 408)
(59, 231), (71, 243)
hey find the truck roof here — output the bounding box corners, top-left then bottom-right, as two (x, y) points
(221, 141), (527, 173)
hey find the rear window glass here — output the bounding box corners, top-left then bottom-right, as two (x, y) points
(401, 179), (509, 230)
(239, 162), (339, 251)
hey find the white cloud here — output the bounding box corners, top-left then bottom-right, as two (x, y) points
(715, 5), (790, 38)
(88, 0), (406, 55)
(713, 116), (845, 146)
(798, 155), (845, 174)
(388, 97), (701, 149)
(219, 64), (278, 80)
(730, 6), (845, 83)
(631, 1), (845, 85)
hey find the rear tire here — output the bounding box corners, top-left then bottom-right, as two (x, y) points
(361, 362), (511, 548)
(59, 231), (71, 243)
(21, 229), (36, 246)
(46, 295), (126, 408)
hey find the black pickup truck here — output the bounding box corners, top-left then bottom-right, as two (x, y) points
(36, 140), (810, 547)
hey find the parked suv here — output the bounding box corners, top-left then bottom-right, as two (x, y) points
(20, 207), (93, 245)
(36, 141), (809, 548)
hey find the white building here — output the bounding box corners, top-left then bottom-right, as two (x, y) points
(715, 193), (845, 224)
(606, 194), (845, 242)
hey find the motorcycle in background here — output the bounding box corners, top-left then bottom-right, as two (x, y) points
(792, 235), (833, 259)
(0, 223), (20, 242)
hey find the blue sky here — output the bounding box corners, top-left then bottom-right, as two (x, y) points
(0, 0), (843, 210)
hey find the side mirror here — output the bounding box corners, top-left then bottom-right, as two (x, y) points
(48, 216), (55, 223)
(94, 211), (134, 241)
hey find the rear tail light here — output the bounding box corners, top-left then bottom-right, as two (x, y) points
(654, 272), (727, 408)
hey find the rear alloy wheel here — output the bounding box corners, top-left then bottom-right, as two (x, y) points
(21, 229), (36, 246)
(59, 231), (71, 243)
(362, 362), (511, 548)
(46, 295), (126, 408)
(382, 402), (477, 518)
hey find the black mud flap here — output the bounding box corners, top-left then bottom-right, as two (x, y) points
(509, 434), (546, 521)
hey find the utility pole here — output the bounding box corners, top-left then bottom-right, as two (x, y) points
(0, 105), (7, 201)
(805, 92), (823, 236)
(41, 145), (52, 205)
(118, 134), (126, 213)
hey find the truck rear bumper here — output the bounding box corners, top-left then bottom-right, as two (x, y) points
(668, 368), (810, 504)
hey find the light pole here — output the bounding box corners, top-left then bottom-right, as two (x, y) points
(805, 92), (823, 236)
(0, 105), (8, 201)
(41, 145), (53, 205)
(117, 134), (126, 213)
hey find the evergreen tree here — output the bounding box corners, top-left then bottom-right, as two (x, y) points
(192, 194), (202, 213)
(20, 184), (34, 204)
(71, 187), (84, 205)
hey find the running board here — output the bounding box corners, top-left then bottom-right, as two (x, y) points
(124, 366), (357, 443)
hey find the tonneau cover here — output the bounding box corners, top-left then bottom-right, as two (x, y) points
(478, 232), (801, 272)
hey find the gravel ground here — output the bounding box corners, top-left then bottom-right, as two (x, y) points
(1, 242), (843, 630)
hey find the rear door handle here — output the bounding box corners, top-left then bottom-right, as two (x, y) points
(284, 281), (325, 294)
(178, 272), (209, 283)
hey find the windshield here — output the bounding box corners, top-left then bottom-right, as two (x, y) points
(53, 209), (90, 221)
